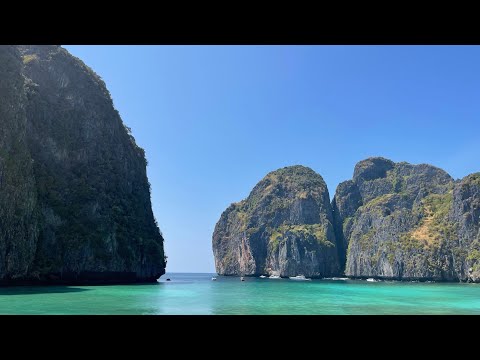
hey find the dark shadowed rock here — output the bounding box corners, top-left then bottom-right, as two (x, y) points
(332, 180), (362, 268)
(0, 46), (39, 280)
(212, 166), (340, 278)
(0, 45), (166, 285)
(353, 157), (395, 184)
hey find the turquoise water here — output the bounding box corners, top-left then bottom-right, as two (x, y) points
(0, 273), (479, 314)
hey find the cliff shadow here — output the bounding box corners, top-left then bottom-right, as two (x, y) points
(0, 286), (91, 295)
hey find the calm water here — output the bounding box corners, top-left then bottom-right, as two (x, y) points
(0, 273), (479, 314)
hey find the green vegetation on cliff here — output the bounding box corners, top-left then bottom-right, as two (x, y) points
(269, 224), (334, 251)
(215, 156), (480, 282)
(0, 45), (166, 284)
(337, 157), (480, 282)
(464, 173), (480, 186)
(213, 165), (339, 277)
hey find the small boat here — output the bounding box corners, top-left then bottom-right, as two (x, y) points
(269, 274), (281, 279)
(211, 277), (217, 281)
(259, 275), (267, 278)
(289, 275), (312, 281)
(331, 277), (348, 281)
(240, 276), (245, 282)
(366, 278), (377, 282)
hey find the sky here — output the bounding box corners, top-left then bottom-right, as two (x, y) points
(64, 45), (480, 273)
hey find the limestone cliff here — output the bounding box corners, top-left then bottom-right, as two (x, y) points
(214, 157), (480, 283)
(0, 45), (166, 284)
(333, 157), (480, 282)
(212, 166), (340, 277)
(0, 46), (39, 280)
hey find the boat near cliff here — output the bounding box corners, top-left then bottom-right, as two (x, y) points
(289, 275), (312, 281)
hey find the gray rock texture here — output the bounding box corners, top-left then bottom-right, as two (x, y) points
(214, 157), (480, 283)
(334, 157), (480, 282)
(0, 45), (166, 284)
(212, 166), (340, 277)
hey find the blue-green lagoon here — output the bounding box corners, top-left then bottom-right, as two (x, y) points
(0, 273), (479, 315)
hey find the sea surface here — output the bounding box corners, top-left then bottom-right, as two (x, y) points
(0, 273), (479, 314)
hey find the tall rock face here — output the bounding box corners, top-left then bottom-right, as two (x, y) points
(333, 157), (480, 282)
(451, 173), (480, 281)
(0, 46), (39, 280)
(0, 45), (166, 284)
(212, 166), (340, 277)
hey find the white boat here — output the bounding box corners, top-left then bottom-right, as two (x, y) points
(211, 277), (217, 281)
(366, 278), (377, 282)
(259, 275), (267, 278)
(289, 275), (312, 281)
(331, 277), (348, 281)
(240, 276), (245, 281)
(269, 275), (281, 279)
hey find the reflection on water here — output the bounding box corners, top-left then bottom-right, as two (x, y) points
(0, 273), (479, 314)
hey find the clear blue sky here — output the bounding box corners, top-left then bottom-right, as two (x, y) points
(64, 45), (480, 273)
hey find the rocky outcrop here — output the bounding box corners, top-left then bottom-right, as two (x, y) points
(0, 45), (166, 284)
(333, 157), (480, 282)
(0, 46), (39, 281)
(214, 156), (480, 282)
(451, 173), (480, 281)
(212, 166), (340, 278)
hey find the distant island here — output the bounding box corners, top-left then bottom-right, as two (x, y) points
(0, 45), (165, 285)
(213, 158), (480, 282)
